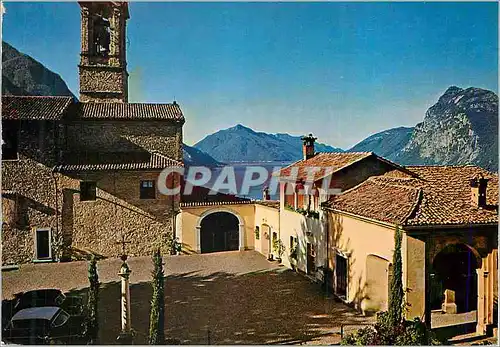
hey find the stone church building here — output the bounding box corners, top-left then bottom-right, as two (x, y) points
(2, 2), (184, 264)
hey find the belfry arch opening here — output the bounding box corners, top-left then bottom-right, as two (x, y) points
(200, 212), (240, 253)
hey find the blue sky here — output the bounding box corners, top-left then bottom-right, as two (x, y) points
(3, 1), (498, 148)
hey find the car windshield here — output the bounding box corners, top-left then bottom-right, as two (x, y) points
(11, 319), (50, 331)
(51, 310), (70, 328)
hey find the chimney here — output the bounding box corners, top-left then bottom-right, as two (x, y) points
(470, 175), (489, 207)
(262, 187), (270, 201)
(301, 133), (317, 161)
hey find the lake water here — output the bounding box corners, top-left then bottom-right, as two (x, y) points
(188, 161), (293, 200)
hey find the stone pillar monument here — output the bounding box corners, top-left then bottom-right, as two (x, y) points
(441, 289), (457, 314)
(116, 235), (133, 344)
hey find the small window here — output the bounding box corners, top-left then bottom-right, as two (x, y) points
(140, 180), (156, 199)
(80, 181), (97, 201)
(51, 310), (70, 328)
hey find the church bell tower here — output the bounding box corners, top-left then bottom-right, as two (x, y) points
(79, 1), (129, 103)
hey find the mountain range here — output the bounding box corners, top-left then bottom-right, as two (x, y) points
(193, 124), (343, 162)
(2, 42), (497, 171)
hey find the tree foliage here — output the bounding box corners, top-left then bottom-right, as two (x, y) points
(388, 226), (404, 326)
(83, 255), (99, 344)
(149, 249), (165, 345)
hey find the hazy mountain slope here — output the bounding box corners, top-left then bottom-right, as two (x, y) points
(194, 124), (343, 162)
(348, 127), (413, 160)
(183, 144), (223, 167)
(2, 41), (75, 98)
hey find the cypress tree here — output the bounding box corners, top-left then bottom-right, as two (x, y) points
(84, 255), (100, 344)
(388, 226), (404, 327)
(149, 249), (165, 345)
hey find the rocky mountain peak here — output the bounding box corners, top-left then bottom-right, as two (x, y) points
(395, 86), (498, 171)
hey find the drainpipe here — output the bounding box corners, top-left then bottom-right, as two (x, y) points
(324, 204), (329, 295)
(170, 170), (180, 255)
(51, 119), (61, 262)
(51, 169), (60, 262)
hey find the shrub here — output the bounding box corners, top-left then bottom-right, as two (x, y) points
(273, 239), (286, 260)
(149, 249), (165, 344)
(83, 255), (99, 344)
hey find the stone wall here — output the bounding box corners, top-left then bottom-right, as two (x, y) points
(3, 119), (60, 165)
(2, 159), (180, 263)
(2, 158), (61, 264)
(58, 170), (178, 258)
(2, 119), (63, 264)
(64, 120), (183, 161)
(79, 68), (126, 94)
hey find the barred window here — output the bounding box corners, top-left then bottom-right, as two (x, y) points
(80, 181), (97, 201)
(140, 180), (156, 199)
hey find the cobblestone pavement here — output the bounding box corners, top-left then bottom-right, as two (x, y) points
(2, 251), (374, 345)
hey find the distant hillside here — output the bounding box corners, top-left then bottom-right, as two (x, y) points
(349, 86), (498, 172)
(348, 127), (413, 160)
(194, 124), (343, 162)
(2, 41), (75, 98)
(183, 144), (223, 167)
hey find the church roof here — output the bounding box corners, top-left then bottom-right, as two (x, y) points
(324, 165), (498, 227)
(72, 102), (185, 122)
(2, 96), (74, 120)
(54, 152), (182, 172)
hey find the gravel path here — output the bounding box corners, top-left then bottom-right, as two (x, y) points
(2, 251), (373, 344)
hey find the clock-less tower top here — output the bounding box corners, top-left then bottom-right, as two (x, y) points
(79, 1), (129, 103)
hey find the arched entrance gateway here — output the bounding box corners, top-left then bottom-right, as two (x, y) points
(431, 243), (481, 314)
(199, 211), (240, 253)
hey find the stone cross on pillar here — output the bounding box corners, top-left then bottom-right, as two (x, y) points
(116, 235), (133, 344)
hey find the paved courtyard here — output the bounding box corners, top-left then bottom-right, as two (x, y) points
(2, 251), (373, 345)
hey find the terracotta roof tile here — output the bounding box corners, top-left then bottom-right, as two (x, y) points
(327, 177), (422, 225)
(277, 152), (373, 182)
(180, 185), (250, 205)
(54, 152), (182, 172)
(404, 166), (498, 226)
(326, 165), (498, 227)
(255, 200), (280, 210)
(73, 102), (185, 121)
(2, 96), (74, 120)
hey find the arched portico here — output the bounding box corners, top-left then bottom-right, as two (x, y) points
(195, 207), (245, 253)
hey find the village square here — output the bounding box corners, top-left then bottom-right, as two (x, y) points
(1, 1), (498, 345)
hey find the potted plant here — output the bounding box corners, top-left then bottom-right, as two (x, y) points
(273, 239), (286, 263)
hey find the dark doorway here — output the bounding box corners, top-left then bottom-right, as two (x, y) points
(432, 244), (479, 313)
(307, 243), (316, 274)
(200, 212), (239, 253)
(35, 229), (51, 259)
(335, 253), (348, 299)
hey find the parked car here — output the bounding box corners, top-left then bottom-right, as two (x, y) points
(13, 289), (83, 315)
(2, 306), (86, 345)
